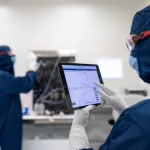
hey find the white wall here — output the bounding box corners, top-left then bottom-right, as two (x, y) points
(0, 0), (149, 91)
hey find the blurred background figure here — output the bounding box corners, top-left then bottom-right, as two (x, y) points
(0, 46), (37, 150)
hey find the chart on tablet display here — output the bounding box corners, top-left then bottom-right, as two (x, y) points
(63, 65), (101, 108)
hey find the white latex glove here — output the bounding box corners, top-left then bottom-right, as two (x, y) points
(95, 82), (128, 114)
(29, 61), (40, 71)
(28, 52), (40, 71)
(69, 105), (95, 150)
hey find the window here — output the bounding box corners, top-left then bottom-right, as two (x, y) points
(98, 58), (123, 79)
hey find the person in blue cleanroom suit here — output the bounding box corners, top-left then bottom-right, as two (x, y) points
(69, 5), (150, 150)
(0, 46), (37, 150)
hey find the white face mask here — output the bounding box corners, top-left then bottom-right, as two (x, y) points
(129, 55), (139, 75)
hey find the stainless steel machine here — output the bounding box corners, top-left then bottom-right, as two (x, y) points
(21, 50), (76, 116)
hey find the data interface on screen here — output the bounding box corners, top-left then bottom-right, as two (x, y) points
(62, 65), (101, 108)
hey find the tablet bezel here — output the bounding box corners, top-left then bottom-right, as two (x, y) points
(58, 63), (104, 110)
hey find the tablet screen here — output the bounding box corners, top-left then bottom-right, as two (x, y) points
(62, 65), (101, 108)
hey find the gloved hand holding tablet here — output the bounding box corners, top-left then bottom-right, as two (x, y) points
(58, 63), (104, 110)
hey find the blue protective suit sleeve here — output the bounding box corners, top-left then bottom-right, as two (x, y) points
(99, 113), (145, 150)
(0, 71), (36, 94)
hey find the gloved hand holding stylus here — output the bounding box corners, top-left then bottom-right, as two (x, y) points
(95, 82), (128, 114)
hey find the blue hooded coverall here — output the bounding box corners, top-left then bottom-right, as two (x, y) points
(82, 5), (150, 150)
(84, 99), (150, 150)
(0, 46), (36, 150)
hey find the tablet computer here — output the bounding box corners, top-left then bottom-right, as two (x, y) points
(58, 63), (104, 110)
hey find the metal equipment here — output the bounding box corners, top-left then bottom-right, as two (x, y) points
(22, 50), (76, 116)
